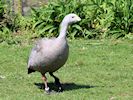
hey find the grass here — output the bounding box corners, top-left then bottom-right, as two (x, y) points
(0, 39), (133, 100)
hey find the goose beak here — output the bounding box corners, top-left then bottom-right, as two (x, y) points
(77, 17), (81, 21)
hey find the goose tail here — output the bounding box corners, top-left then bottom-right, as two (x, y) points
(28, 67), (35, 74)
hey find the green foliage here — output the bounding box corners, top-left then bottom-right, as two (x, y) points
(83, 0), (133, 38)
(89, 0), (133, 38)
(0, 0), (5, 17)
(110, 0), (133, 38)
(13, 15), (32, 31)
(0, 0), (133, 44)
(0, 1), (31, 44)
(30, 0), (133, 39)
(0, 1), (14, 43)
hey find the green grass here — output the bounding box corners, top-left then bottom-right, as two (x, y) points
(0, 39), (133, 100)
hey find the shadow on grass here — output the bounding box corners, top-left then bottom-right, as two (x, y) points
(34, 82), (98, 91)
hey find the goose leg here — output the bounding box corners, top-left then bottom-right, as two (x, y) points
(42, 74), (50, 94)
(49, 72), (63, 92)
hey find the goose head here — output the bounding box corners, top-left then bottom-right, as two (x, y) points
(59, 13), (81, 38)
(61, 13), (81, 25)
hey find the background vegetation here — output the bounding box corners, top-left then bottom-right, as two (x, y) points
(0, 0), (133, 44)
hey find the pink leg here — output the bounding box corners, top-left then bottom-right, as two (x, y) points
(42, 74), (50, 93)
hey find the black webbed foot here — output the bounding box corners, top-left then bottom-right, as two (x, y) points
(49, 72), (64, 92)
(55, 78), (63, 92)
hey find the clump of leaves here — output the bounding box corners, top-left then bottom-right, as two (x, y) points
(87, 0), (133, 38)
(31, 0), (133, 39)
(0, 1), (20, 44)
(110, 0), (133, 38)
(0, 1), (12, 43)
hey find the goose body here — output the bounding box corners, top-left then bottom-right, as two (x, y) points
(28, 37), (69, 73)
(27, 13), (81, 93)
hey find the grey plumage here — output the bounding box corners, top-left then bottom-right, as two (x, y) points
(27, 13), (81, 93)
(28, 37), (69, 73)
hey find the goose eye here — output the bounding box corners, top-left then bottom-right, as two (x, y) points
(72, 16), (75, 18)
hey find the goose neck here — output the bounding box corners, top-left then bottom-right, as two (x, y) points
(58, 21), (69, 38)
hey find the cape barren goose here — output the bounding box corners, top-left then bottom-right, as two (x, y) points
(27, 13), (81, 93)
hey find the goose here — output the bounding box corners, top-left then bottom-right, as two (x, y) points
(27, 13), (81, 93)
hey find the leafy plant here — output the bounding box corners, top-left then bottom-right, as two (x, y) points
(0, 1), (20, 44)
(0, 1), (12, 43)
(82, 0), (133, 39)
(110, 0), (133, 38)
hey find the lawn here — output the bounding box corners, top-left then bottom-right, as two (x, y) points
(0, 39), (133, 100)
